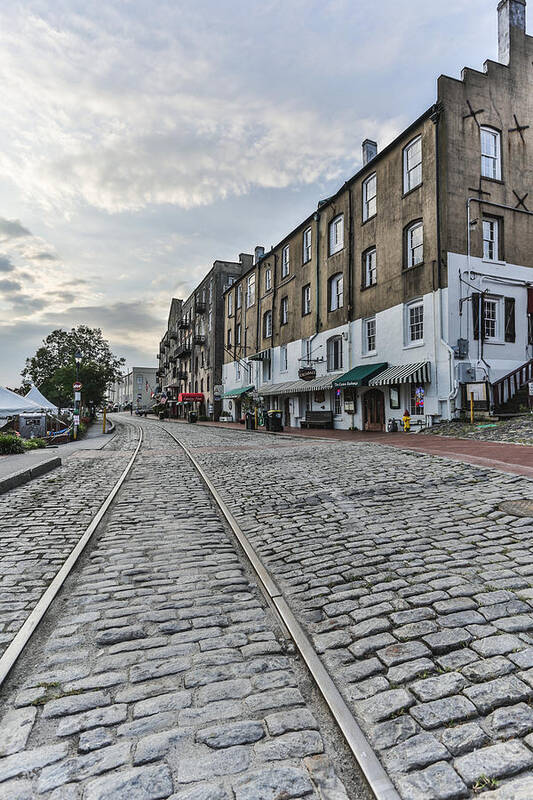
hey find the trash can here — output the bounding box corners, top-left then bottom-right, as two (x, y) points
(158, 411), (165, 420)
(245, 412), (256, 430)
(266, 410), (283, 432)
(188, 411), (197, 424)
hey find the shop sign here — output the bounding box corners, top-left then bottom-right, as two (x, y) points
(298, 367), (316, 381)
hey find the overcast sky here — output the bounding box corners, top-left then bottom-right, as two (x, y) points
(0, 0), (512, 385)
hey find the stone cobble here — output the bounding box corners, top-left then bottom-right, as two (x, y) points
(170, 421), (533, 800)
(0, 422), (137, 657)
(0, 420), (355, 799)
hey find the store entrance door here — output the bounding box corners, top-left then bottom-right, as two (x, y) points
(363, 389), (385, 431)
(283, 397), (291, 428)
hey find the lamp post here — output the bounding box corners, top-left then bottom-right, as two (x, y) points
(73, 351), (82, 440)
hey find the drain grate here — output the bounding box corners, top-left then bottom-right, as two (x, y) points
(499, 499), (533, 518)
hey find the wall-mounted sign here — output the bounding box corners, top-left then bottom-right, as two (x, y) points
(299, 367), (316, 381)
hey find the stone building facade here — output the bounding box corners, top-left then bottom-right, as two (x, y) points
(110, 366), (158, 410)
(222, 0), (533, 430)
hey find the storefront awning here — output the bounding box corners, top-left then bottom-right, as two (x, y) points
(368, 361), (431, 386)
(260, 374), (343, 395)
(248, 349), (271, 362)
(178, 392), (204, 402)
(221, 385), (254, 399)
(333, 362), (388, 388)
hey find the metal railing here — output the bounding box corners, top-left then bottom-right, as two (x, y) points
(492, 359), (533, 408)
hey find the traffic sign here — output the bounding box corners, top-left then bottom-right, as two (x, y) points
(73, 381), (82, 391)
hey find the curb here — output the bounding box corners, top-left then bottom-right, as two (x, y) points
(0, 457), (62, 495)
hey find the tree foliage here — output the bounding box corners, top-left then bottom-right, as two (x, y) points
(22, 326), (125, 408)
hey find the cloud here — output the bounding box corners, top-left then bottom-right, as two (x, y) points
(0, 217), (31, 240)
(0, 278), (22, 293)
(28, 251), (57, 261)
(0, 256), (14, 272)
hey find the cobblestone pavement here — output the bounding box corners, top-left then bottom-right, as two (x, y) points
(0, 422), (138, 658)
(166, 420), (533, 799)
(0, 419), (360, 800)
(422, 416), (533, 446)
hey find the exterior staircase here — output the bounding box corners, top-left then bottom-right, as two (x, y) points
(492, 359), (533, 413)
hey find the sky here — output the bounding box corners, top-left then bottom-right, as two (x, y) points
(0, 0), (511, 385)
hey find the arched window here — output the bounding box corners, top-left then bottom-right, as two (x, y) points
(328, 273), (344, 311)
(328, 215), (344, 255)
(326, 336), (343, 372)
(263, 310), (272, 338)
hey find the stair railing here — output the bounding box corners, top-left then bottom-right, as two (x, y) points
(492, 359), (533, 408)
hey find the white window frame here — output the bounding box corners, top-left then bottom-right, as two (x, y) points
(405, 300), (424, 346)
(481, 127), (501, 181)
(227, 328), (232, 347)
(363, 174), (377, 221)
(265, 268), (272, 291)
(329, 273), (344, 311)
(329, 214), (344, 255)
(280, 297), (288, 325)
(280, 344), (288, 372)
(227, 293), (233, 316)
(483, 218), (499, 261)
(327, 336), (343, 372)
(363, 248), (377, 287)
(263, 359), (271, 381)
(281, 246), (290, 277)
(363, 317), (376, 355)
(236, 322), (241, 345)
(303, 227), (312, 263)
(403, 135), (422, 193)
(406, 221), (423, 268)
(236, 284), (242, 309)
(246, 274), (256, 307)
(264, 310), (272, 338)
(235, 362), (241, 380)
(302, 284), (311, 315)
(302, 337), (312, 364)
(483, 296), (502, 341)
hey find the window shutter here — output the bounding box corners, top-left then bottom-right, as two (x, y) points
(505, 297), (516, 343)
(472, 292), (480, 340)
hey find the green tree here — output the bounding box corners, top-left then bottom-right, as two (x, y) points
(22, 326), (125, 408)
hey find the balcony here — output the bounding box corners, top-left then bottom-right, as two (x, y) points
(178, 319), (190, 330)
(169, 331), (178, 340)
(177, 370), (188, 381)
(193, 335), (206, 346)
(176, 343), (192, 359)
(195, 301), (207, 314)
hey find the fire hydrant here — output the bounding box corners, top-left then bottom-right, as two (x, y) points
(402, 409), (411, 432)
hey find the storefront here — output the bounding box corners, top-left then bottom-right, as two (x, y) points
(221, 385), (254, 422)
(367, 361), (431, 429)
(259, 374), (344, 428)
(177, 392), (205, 417)
(333, 363), (388, 431)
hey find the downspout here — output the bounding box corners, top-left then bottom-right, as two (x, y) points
(348, 184), (354, 372)
(314, 211), (320, 336)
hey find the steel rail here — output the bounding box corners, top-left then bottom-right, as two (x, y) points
(0, 425), (143, 689)
(161, 421), (401, 800)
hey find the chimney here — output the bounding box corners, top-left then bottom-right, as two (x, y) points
(254, 246), (265, 264)
(239, 253), (253, 269)
(498, 0), (526, 64)
(362, 139), (378, 166)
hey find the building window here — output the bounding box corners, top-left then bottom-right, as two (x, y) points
(209, 281), (213, 304)
(302, 284), (311, 316)
(236, 323), (241, 345)
(302, 337), (312, 364)
(406, 301), (424, 344)
(281, 246), (290, 277)
(363, 174), (377, 221)
(363, 317), (376, 354)
(280, 296), (288, 325)
(200, 378), (204, 393)
(208, 311), (212, 332)
(334, 389), (342, 416)
(410, 385), (425, 416)
(403, 135), (422, 193)
(246, 274), (256, 307)
(263, 310), (272, 338)
(484, 298), (498, 340)
(406, 221), (423, 268)
(327, 336), (343, 371)
(227, 329), (232, 347)
(228, 293), (233, 316)
(263, 359), (271, 381)
(235, 362), (241, 380)
(303, 227), (312, 263)
(363, 248), (377, 287)
(329, 273), (344, 311)
(265, 268), (272, 291)
(483, 218), (500, 261)
(280, 345), (288, 372)
(236, 284), (242, 309)
(207, 375), (210, 391)
(329, 215), (344, 255)
(481, 127), (501, 180)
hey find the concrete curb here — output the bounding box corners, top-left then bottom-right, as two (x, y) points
(0, 457), (62, 495)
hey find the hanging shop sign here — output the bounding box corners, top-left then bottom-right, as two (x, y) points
(298, 367), (317, 381)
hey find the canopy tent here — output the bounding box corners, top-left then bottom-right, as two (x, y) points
(0, 385), (42, 418)
(25, 384), (59, 414)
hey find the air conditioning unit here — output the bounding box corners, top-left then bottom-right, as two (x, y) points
(456, 362), (476, 383)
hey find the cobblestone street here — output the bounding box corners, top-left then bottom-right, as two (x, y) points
(166, 420), (533, 799)
(0, 419), (359, 800)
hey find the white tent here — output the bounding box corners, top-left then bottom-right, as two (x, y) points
(0, 385), (43, 418)
(25, 384), (58, 414)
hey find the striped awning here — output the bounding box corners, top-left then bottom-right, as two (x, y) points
(258, 382), (298, 397)
(248, 349), (271, 362)
(260, 373), (343, 396)
(369, 361), (431, 386)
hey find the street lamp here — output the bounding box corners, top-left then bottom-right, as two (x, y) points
(73, 351), (82, 440)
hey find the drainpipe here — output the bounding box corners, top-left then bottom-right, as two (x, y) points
(348, 185), (354, 372)
(314, 211), (320, 336)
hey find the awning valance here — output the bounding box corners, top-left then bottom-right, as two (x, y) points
(333, 363), (388, 388)
(260, 374), (342, 396)
(248, 349), (271, 362)
(221, 385), (254, 399)
(368, 361), (431, 386)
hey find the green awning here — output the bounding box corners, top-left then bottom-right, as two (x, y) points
(221, 385), (254, 399)
(333, 362), (388, 388)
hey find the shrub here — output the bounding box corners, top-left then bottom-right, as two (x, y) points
(0, 434), (25, 455)
(22, 438), (47, 450)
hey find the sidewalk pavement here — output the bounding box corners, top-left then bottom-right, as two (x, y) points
(149, 415), (533, 480)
